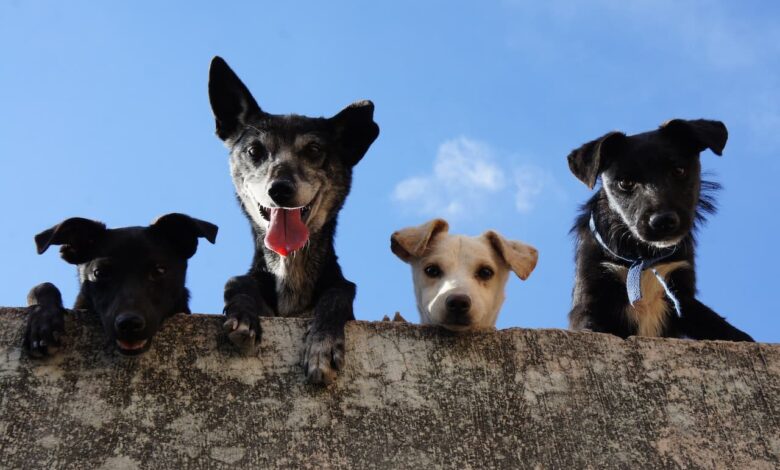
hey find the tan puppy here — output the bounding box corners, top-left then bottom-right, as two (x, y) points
(391, 219), (538, 331)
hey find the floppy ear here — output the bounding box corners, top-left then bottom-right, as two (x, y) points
(660, 119), (728, 156)
(390, 219), (449, 262)
(208, 56), (263, 142)
(150, 213), (218, 259)
(484, 231), (538, 280)
(567, 131), (626, 189)
(330, 100), (380, 166)
(34, 218), (107, 264)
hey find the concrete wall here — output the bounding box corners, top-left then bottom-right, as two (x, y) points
(0, 308), (778, 469)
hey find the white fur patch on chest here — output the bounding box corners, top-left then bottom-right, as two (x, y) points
(602, 260), (690, 337)
(271, 256), (315, 318)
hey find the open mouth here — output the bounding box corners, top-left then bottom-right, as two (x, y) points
(258, 203), (312, 222)
(640, 231), (686, 249)
(258, 198), (317, 257)
(116, 338), (149, 355)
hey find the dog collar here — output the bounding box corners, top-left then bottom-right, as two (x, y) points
(589, 213), (681, 316)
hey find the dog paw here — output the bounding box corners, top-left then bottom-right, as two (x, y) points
(223, 303), (261, 354)
(24, 304), (65, 358)
(302, 326), (345, 385)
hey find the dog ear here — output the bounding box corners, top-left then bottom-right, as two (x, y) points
(34, 218), (107, 264)
(208, 56), (263, 142)
(391, 219), (449, 262)
(660, 119), (728, 156)
(484, 231), (538, 280)
(567, 131), (626, 189)
(330, 100), (380, 167)
(150, 213), (218, 259)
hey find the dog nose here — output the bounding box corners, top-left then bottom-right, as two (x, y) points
(268, 180), (296, 205)
(649, 211), (680, 234)
(445, 294), (472, 315)
(115, 313), (146, 333)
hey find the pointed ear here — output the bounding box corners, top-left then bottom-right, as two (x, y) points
(150, 213), (218, 259)
(330, 100), (380, 166)
(34, 218), (107, 264)
(567, 131), (626, 189)
(660, 119), (728, 156)
(391, 219), (449, 262)
(484, 231), (538, 280)
(208, 56), (263, 142)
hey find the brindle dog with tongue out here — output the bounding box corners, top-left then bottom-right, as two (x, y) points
(208, 57), (379, 384)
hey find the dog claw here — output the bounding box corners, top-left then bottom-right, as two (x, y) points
(223, 308), (261, 354)
(332, 346), (345, 371)
(303, 328), (345, 385)
(227, 329), (257, 354)
(222, 317), (239, 332)
(24, 301), (66, 358)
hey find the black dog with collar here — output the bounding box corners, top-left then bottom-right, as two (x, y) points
(567, 119), (753, 341)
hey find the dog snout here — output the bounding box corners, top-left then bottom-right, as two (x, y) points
(648, 211), (680, 235)
(445, 294), (471, 315)
(268, 179), (296, 206)
(115, 312), (146, 334)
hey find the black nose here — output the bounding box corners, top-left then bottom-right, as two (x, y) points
(268, 180), (296, 205)
(115, 313), (145, 333)
(445, 294), (472, 315)
(649, 211), (680, 234)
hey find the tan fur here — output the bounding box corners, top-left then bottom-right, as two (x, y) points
(484, 231), (538, 280)
(603, 261), (691, 337)
(392, 219), (538, 330)
(391, 219), (449, 261)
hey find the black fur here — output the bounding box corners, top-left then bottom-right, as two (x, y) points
(208, 56), (379, 384)
(25, 213), (217, 356)
(567, 119), (753, 341)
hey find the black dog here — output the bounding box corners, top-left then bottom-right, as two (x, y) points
(567, 119), (753, 341)
(25, 213), (218, 356)
(208, 57), (379, 384)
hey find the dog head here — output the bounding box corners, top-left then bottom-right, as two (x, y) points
(35, 213), (217, 355)
(567, 119), (727, 248)
(391, 219), (538, 331)
(208, 56), (379, 257)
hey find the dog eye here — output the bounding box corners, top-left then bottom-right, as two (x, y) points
(673, 167), (687, 178)
(150, 265), (167, 280)
(305, 142), (325, 158)
(423, 264), (442, 278)
(92, 267), (111, 281)
(617, 180), (636, 191)
(246, 143), (266, 160)
(476, 267), (494, 281)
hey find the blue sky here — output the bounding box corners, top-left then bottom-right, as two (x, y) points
(1, 1), (778, 342)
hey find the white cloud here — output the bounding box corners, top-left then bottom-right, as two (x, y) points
(433, 138), (506, 191)
(513, 165), (547, 214)
(393, 137), (561, 218)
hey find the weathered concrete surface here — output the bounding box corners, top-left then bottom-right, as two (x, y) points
(0, 308), (778, 469)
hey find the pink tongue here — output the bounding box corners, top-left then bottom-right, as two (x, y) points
(265, 208), (309, 256)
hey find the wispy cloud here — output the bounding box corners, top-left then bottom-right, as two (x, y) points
(502, 0), (780, 152)
(392, 137), (562, 218)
